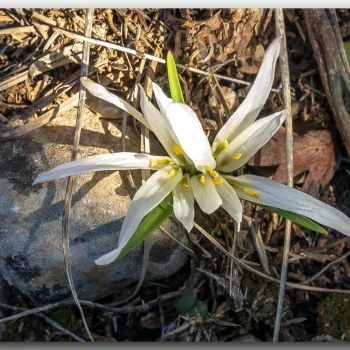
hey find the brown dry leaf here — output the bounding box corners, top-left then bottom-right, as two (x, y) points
(238, 44), (265, 75)
(248, 127), (340, 197)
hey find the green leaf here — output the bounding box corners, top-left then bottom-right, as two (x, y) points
(176, 292), (197, 314)
(116, 193), (174, 261)
(256, 203), (327, 234)
(344, 42), (350, 64)
(166, 51), (185, 103)
(185, 301), (208, 319)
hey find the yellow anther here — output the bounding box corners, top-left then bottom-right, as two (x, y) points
(199, 175), (206, 184)
(213, 178), (223, 186)
(227, 180), (261, 199)
(243, 188), (260, 198)
(149, 158), (172, 168)
(173, 144), (184, 155)
(182, 175), (190, 190)
(209, 170), (219, 178)
(213, 140), (229, 157)
(219, 152), (243, 167)
(167, 168), (177, 178)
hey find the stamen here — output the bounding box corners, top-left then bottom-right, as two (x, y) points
(227, 180), (261, 198)
(213, 178), (223, 185)
(182, 175), (190, 190)
(167, 168), (177, 178)
(173, 145), (184, 155)
(199, 175), (206, 184)
(243, 188), (260, 198)
(219, 152), (243, 167)
(149, 158), (172, 167)
(213, 140), (229, 157)
(209, 170), (219, 178)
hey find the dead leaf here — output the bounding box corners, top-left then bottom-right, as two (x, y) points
(238, 44), (265, 75)
(248, 127), (340, 197)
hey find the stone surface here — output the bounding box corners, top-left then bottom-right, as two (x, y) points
(0, 107), (189, 303)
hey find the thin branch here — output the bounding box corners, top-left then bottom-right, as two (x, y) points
(61, 8), (94, 342)
(0, 291), (185, 325)
(0, 302), (84, 342)
(54, 27), (279, 92)
(193, 223), (350, 294)
(299, 250), (350, 285)
(273, 9), (294, 342)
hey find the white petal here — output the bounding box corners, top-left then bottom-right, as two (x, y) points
(95, 165), (182, 265)
(216, 110), (288, 172)
(33, 152), (173, 184)
(212, 35), (283, 154)
(215, 176), (242, 230)
(173, 174), (195, 232)
(81, 77), (150, 129)
(165, 102), (216, 172)
(225, 174), (350, 236)
(152, 82), (173, 115)
(190, 174), (222, 214)
(139, 86), (183, 164)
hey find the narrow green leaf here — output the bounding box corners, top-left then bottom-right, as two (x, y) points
(344, 42), (350, 64)
(256, 203), (327, 234)
(116, 193), (174, 261)
(166, 51), (185, 103)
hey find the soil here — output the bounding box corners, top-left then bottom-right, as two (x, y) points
(1, 8), (350, 342)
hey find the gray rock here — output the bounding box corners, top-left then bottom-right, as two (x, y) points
(0, 107), (189, 303)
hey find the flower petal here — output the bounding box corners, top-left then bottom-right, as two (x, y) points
(139, 85), (183, 164)
(81, 77), (150, 129)
(33, 152), (173, 184)
(190, 174), (222, 214)
(225, 174), (350, 236)
(152, 82), (173, 115)
(215, 176), (242, 230)
(165, 102), (216, 172)
(212, 35), (283, 154)
(173, 174), (195, 232)
(216, 110), (288, 172)
(95, 165), (183, 265)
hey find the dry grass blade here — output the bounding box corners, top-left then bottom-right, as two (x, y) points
(0, 92), (78, 140)
(0, 44), (83, 92)
(193, 223), (350, 295)
(55, 27), (259, 88)
(0, 302), (85, 342)
(0, 60), (106, 140)
(249, 219), (270, 275)
(298, 250), (350, 285)
(273, 9), (294, 342)
(61, 8), (94, 342)
(0, 25), (36, 35)
(0, 291), (186, 325)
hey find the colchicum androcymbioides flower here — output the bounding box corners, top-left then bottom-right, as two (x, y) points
(33, 36), (350, 265)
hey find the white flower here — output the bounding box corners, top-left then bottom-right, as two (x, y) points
(33, 36), (350, 265)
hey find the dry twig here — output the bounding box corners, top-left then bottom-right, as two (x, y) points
(273, 9), (294, 342)
(60, 8), (94, 342)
